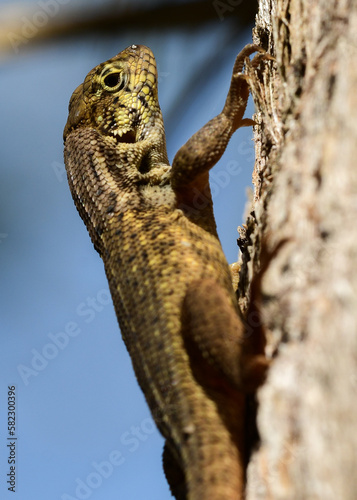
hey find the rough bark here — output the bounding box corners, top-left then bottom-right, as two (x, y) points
(238, 0), (357, 498)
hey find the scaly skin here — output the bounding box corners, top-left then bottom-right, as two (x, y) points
(63, 44), (267, 500)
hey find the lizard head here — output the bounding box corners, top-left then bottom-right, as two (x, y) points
(63, 44), (165, 145)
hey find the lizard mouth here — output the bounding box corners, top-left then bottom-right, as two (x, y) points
(112, 129), (136, 143)
(117, 130), (136, 143)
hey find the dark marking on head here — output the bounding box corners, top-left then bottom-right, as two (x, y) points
(138, 95), (149, 108)
(109, 118), (117, 129)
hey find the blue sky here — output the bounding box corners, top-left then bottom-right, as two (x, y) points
(0, 3), (256, 499)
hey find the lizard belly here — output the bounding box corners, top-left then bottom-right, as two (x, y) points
(101, 207), (237, 433)
(100, 205), (247, 500)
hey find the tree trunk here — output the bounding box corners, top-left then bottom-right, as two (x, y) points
(238, 1), (357, 498)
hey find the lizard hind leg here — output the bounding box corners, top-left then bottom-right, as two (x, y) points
(178, 279), (258, 500)
(182, 278), (269, 393)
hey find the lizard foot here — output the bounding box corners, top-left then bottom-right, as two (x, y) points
(240, 354), (271, 393)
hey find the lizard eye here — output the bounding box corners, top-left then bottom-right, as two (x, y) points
(102, 71), (126, 92)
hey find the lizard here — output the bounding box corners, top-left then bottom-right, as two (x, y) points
(63, 43), (268, 500)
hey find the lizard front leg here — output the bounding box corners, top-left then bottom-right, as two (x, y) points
(171, 45), (265, 193)
(170, 45), (266, 238)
